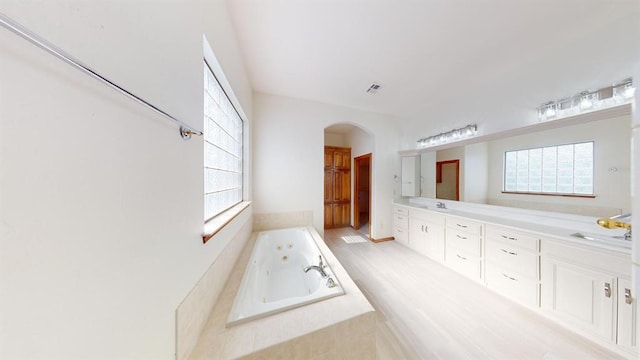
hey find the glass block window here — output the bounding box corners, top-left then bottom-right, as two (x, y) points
(503, 142), (593, 195)
(204, 61), (243, 221)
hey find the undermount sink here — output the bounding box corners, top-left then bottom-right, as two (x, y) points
(570, 232), (629, 243)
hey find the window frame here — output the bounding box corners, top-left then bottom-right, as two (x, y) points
(203, 59), (244, 222)
(502, 141), (596, 198)
(202, 36), (250, 243)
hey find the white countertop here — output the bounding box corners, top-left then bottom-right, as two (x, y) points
(394, 198), (632, 253)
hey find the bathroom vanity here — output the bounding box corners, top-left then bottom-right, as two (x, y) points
(392, 199), (637, 358)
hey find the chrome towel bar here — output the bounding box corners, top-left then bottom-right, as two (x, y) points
(0, 12), (203, 140)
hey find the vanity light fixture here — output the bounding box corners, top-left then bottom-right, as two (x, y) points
(538, 78), (634, 121)
(417, 124), (477, 148)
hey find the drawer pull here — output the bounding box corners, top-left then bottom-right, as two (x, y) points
(501, 249), (518, 256)
(397, 216), (403, 220)
(456, 234), (467, 240)
(604, 282), (611, 298)
(456, 254), (467, 261)
(456, 223), (468, 229)
(501, 235), (518, 241)
(625, 288), (633, 304)
(397, 229), (403, 233)
(502, 273), (518, 282)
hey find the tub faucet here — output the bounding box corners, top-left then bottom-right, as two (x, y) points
(436, 201), (446, 209)
(596, 213), (632, 241)
(304, 255), (328, 278)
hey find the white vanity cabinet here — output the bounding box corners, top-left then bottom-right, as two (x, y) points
(484, 225), (540, 308)
(392, 206), (409, 246)
(444, 216), (483, 281)
(408, 209), (446, 262)
(540, 238), (634, 349)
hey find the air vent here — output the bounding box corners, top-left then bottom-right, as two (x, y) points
(366, 83), (381, 95)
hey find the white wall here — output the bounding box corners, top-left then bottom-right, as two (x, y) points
(487, 115), (631, 215)
(0, 1), (252, 358)
(253, 93), (399, 239)
(324, 132), (346, 147)
(464, 142), (489, 203)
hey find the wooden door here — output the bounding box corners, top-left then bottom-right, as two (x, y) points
(324, 146), (351, 229)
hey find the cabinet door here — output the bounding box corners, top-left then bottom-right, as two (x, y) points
(618, 278), (637, 350)
(324, 204), (333, 228)
(324, 150), (333, 168)
(541, 257), (616, 342)
(408, 218), (427, 255)
(401, 156), (420, 196)
(424, 223), (445, 262)
(324, 169), (333, 202)
(333, 150), (350, 169)
(332, 203), (350, 228)
(334, 171), (350, 202)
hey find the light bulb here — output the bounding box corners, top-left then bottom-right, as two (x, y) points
(545, 106), (556, 118)
(624, 87), (635, 99)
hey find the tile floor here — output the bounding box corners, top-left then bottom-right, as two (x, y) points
(324, 227), (627, 360)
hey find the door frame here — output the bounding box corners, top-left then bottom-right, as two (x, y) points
(353, 153), (372, 238)
(436, 159), (460, 201)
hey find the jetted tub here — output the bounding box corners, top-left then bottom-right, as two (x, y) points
(227, 227), (345, 326)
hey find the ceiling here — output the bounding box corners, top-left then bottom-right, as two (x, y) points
(227, 0), (640, 124)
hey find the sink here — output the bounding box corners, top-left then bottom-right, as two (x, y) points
(570, 232), (628, 243)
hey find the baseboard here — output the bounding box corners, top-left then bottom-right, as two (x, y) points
(371, 236), (394, 243)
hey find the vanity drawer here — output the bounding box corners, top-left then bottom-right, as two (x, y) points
(393, 227), (408, 245)
(445, 246), (481, 280)
(446, 216), (483, 236)
(410, 208), (446, 226)
(485, 264), (539, 308)
(486, 225), (539, 252)
(393, 206), (409, 217)
(393, 214), (409, 229)
(485, 240), (538, 279)
(446, 229), (481, 257)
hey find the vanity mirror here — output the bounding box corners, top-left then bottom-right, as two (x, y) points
(418, 107), (631, 217)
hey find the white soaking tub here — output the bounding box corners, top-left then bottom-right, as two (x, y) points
(226, 227), (345, 326)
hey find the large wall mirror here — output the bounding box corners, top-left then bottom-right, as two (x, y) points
(418, 109), (631, 217)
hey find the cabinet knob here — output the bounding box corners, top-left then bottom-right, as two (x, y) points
(604, 282), (611, 298)
(625, 288), (633, 304)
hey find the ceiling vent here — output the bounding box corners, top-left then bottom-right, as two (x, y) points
(366, 83), (381, 95)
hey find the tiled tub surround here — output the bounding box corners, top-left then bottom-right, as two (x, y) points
(253, 211), (313, 232)
(176, 212), (253, 360)
(189, 226), (376, 359)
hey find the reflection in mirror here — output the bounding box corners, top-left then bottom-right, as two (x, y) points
(436, 160), (459, 200)
(420, 113), (630, 217)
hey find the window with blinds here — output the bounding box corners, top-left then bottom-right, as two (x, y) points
(503, 141), (594, 196)
(203, 61), (243, 221)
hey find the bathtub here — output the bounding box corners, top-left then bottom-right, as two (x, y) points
(226, 227), (345, 326)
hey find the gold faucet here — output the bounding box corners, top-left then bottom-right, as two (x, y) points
(596, 213), (631, 240)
